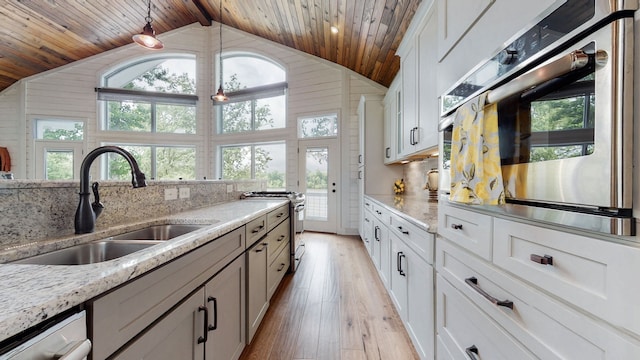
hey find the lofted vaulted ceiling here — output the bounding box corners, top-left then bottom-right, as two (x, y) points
(0, 0), (422, 93)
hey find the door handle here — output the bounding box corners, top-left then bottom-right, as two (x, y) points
(465, 345), (479, 360)
(465, 277), (514, 309)
(197, 305), (209, 344)
(207, 296), (218, 331)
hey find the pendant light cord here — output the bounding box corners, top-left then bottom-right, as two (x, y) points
(219, 0), (224, 89)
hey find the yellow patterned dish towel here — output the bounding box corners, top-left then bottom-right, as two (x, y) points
(449, 91), (505, 205)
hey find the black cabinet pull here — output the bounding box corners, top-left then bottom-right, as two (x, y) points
(358, 154), (363, 164)
(451, 223), (463, 230)
(277, 235), (286, 242)
(465, 345), (479, 359)
(276, 212), (285, 218)
(376, 210), (382, 215)
(277, 263), (286, 271)
(374, 226), (380, 241)
(397, 226), (409, 235)
(197, 305), (209, 344)
(397, 252), (406, 276)
(255, 242), (268, 252)
(465, 277), (513, 309)
(207, 296), (218, 331)
(385, 147), (391, 158)
(530, 254), (553, 265)
(252, 224), (265, 233)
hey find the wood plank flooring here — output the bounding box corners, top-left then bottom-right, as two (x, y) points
(239, 232), (420, 360)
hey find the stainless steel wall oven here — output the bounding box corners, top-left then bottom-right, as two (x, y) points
(439, 0), (637, 235)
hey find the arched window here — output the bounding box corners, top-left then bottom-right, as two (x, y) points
(98, 55), (197, 133)
(96, 55), (198, 180)
(215, 53), (287, 133)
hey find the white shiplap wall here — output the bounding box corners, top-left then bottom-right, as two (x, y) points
(0, 22), (386, 234)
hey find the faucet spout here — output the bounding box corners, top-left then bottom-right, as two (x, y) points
(75, 146), (147, 234)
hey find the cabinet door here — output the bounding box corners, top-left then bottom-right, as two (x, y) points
(389, 235), (408, 319)
(383, 79), (400, 164)
(406, 250), (434, 360)
(246, 239), (269, 343)
(400, 45), (418, 157)
(371, 218), (385, 271)
(379, 222), (391, 287)
(205, 256), (245, 360)
(362, 210), (374, 256)
(113, 290), (205, 360)
(417, 8), (439, 151)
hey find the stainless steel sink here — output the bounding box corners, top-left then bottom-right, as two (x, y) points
(111, 224), (207, 241)
(12, 240), (162, 265)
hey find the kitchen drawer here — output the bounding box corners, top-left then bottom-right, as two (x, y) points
(246, 215), (267, 247)
(438, 238), (640, 359)
(267, 241), (290, 299)
(438, 201), (492, 260)
(266, 217), (289, 265)
(371, 202), (391, 224)
(436, 274), (535, 360)
(90, 226), (245, 360)
(389, 212), (434, 264)
(363, 197), (374, 213)
(493, 218), (640, 336)
(267, 204), (289, 232)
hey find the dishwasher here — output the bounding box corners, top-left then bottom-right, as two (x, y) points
(0, 311), (91, 360)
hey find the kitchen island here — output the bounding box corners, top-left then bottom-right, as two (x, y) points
(0, 199), (288, 343)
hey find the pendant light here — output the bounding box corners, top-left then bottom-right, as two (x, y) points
(132, 0), (164, 50)
(212, 0), (229, 102)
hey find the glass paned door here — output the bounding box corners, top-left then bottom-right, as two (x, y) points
(299, 139), (338, 233)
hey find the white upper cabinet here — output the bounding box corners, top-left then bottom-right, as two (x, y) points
(383, 78), (400, 164)
(393, 0), (439, 160)
(417, 8), (439, 154)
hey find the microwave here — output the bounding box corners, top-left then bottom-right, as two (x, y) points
(438, 0), (636, 235)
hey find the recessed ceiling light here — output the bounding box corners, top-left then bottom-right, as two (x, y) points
(330, 26), (339, 34)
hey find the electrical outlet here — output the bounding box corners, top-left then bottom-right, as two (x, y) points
(164, 188), (178, 200)
(179, 187), (190, 199)
(227, 184), (233, 193)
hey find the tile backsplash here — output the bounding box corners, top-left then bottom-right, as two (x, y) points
(401, 158), (439, 199)
(0, 180), (265, 249)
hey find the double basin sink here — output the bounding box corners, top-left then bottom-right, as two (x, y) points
(12, 224), (207, 265)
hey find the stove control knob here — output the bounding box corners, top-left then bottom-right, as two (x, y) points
(499, 49), (518, 65)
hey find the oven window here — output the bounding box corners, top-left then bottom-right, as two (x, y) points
(500, 68), (595, 165)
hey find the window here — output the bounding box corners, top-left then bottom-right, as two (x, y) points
(98, 55), (200, 180)
(297, 113), (338, 138)
(99, 56), (197, 134)
(105, 144), (196, 180)
(220, 142), (286, 190)
(34, 118), (84, 180)
(216, 54), (287, 133)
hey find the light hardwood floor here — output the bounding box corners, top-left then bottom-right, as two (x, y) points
(239, 232), (420, 360)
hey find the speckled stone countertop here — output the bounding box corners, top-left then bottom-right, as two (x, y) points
(365, 195), (438, 233)
(0, 199), (287, 343)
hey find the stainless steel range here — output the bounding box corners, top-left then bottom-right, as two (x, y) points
(241, 191), (305, 272)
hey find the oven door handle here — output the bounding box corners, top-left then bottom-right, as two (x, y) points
(439, 50), (593, 131)
(487, 49), (592, 104)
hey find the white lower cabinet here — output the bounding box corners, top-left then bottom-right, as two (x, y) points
(436, 273), (536, 360)
(389, 234), (435, 360)
(437, 202), (640, 359)
(112, 255), (245, 360)
(362, 196), (434, 360)
(246, 237), (269, 344)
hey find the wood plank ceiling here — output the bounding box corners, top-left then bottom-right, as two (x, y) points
(0, 0), (422, 93)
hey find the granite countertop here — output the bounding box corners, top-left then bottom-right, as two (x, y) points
(365, 194), (438, 233)
(0, 199), (288, 343)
